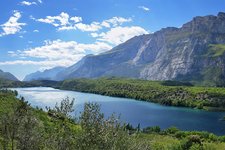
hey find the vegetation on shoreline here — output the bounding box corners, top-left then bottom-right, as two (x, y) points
(60, 77), (225, 111)
(0, 90), (225, 149)
(0, 78), (61, 88)
(3, 77), (225, 111)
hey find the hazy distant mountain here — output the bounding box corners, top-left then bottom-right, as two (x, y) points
(0, 70), (18, 81)
(23, 67), (65, 81)
(56, 54), (93, 81)
(27, 12), (225, 86)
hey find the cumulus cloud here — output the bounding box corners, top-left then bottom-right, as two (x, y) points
(70, 16), (82, 23)
(75, 22), (102, 32)
(20, 1), (37, 6)
(36, 12), (132, 32)
(19, 40), (112, 59)
(2, 40), (112, 68)
(138, 6), (150, 11)
(101, 17), (132, 27)
(65, 16), (132, 32)
(0, 10), (26, 36)
(37, 12), (70, 27)
(94, 26), (149, 45)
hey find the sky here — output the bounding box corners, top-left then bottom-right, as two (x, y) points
(0, 0), (225, 80)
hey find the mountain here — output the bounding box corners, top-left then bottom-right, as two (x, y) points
(0, 70), (18, 81)
(26, 12), (225, 86)
(23, 67), (65, 81)
(56, 35), (153, 80)
(54, 12), (225, 86)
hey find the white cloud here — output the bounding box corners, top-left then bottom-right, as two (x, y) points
(20, 40), (86, 60)
(90, 33), (99, 38)
(37, 12), (84, 31)
(2, 40), (112, 68)
(37, 12), (70, 27)
(33, 29), (39, 32)
(138, 6), (150, 11)
(0, 10), (26, 36)
(75, 22), (102, 32)
(102, 17), (132, 27)
(29, 15), (35, 20)
(36, 12), (132, 32)
(70, 16), (82, 23)
(95, 26), (149, 45)
(0, 60), (76, 68)
(58, 26), (76, 31)
(37, 0), (42, 3)
(71, 17), (132, 32)
(20, 1), (37, 6)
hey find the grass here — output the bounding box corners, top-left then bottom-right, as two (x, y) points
(137, 133), (181, 149)
(205, 44), (225, 57)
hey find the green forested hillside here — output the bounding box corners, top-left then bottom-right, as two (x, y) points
(0, 90), (225, 150)
(3, 77), (225, 111)
(60, 78), (225, 110)
(0, 78), (61, 88)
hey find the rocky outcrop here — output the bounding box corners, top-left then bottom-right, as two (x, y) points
(141, 12), (225, 83)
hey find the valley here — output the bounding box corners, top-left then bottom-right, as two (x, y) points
(1, 8), (225, 149)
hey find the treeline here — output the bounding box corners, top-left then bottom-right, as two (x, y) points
(0, 78), (61, 88)
(3, 77), (225, 110)
(0, 90), (225, 149)
(60, 78), (225, 110)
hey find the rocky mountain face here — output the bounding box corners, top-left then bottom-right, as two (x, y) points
(26, 12), (225, 86)
(23, 67), (65, 81)
(140, 12), (225, 83)
(0, 70), (18, 81)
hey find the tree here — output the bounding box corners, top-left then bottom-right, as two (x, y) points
(0, 99), (43, 150)
(54, 97), (75, 118)
(77, 102), (150, 150)
(46, 97), (77, 150)
(17, 111), (43, 150)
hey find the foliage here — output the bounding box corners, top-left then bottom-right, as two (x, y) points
(161, 80), (193, 86)
(60, 77), (225, 109)
(0, 90), (42, 150)
(206, 44), (225, 57)
(143, 126), (161, 133)
(77, 102), (146, 149)
(1, 89), (225, 149)
(0, 78), (61, 88)
(54, 97), (75, 118)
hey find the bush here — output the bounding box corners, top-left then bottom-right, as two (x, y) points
(181, 135), (202, 150)
(143, 126), (161, 133)
(165, 126), (180, 134)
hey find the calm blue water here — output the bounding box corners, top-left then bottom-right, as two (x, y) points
(13, 87), (225, 135)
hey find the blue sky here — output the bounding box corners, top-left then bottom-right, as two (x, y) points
(0, 0), (225, 80)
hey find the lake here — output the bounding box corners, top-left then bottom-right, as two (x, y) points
(13, 87), (225, 135)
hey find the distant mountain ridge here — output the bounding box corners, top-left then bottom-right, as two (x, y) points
(25, 12), (225, 86)
(0, 70), (18, 81)
(23, 67), (65, 81)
